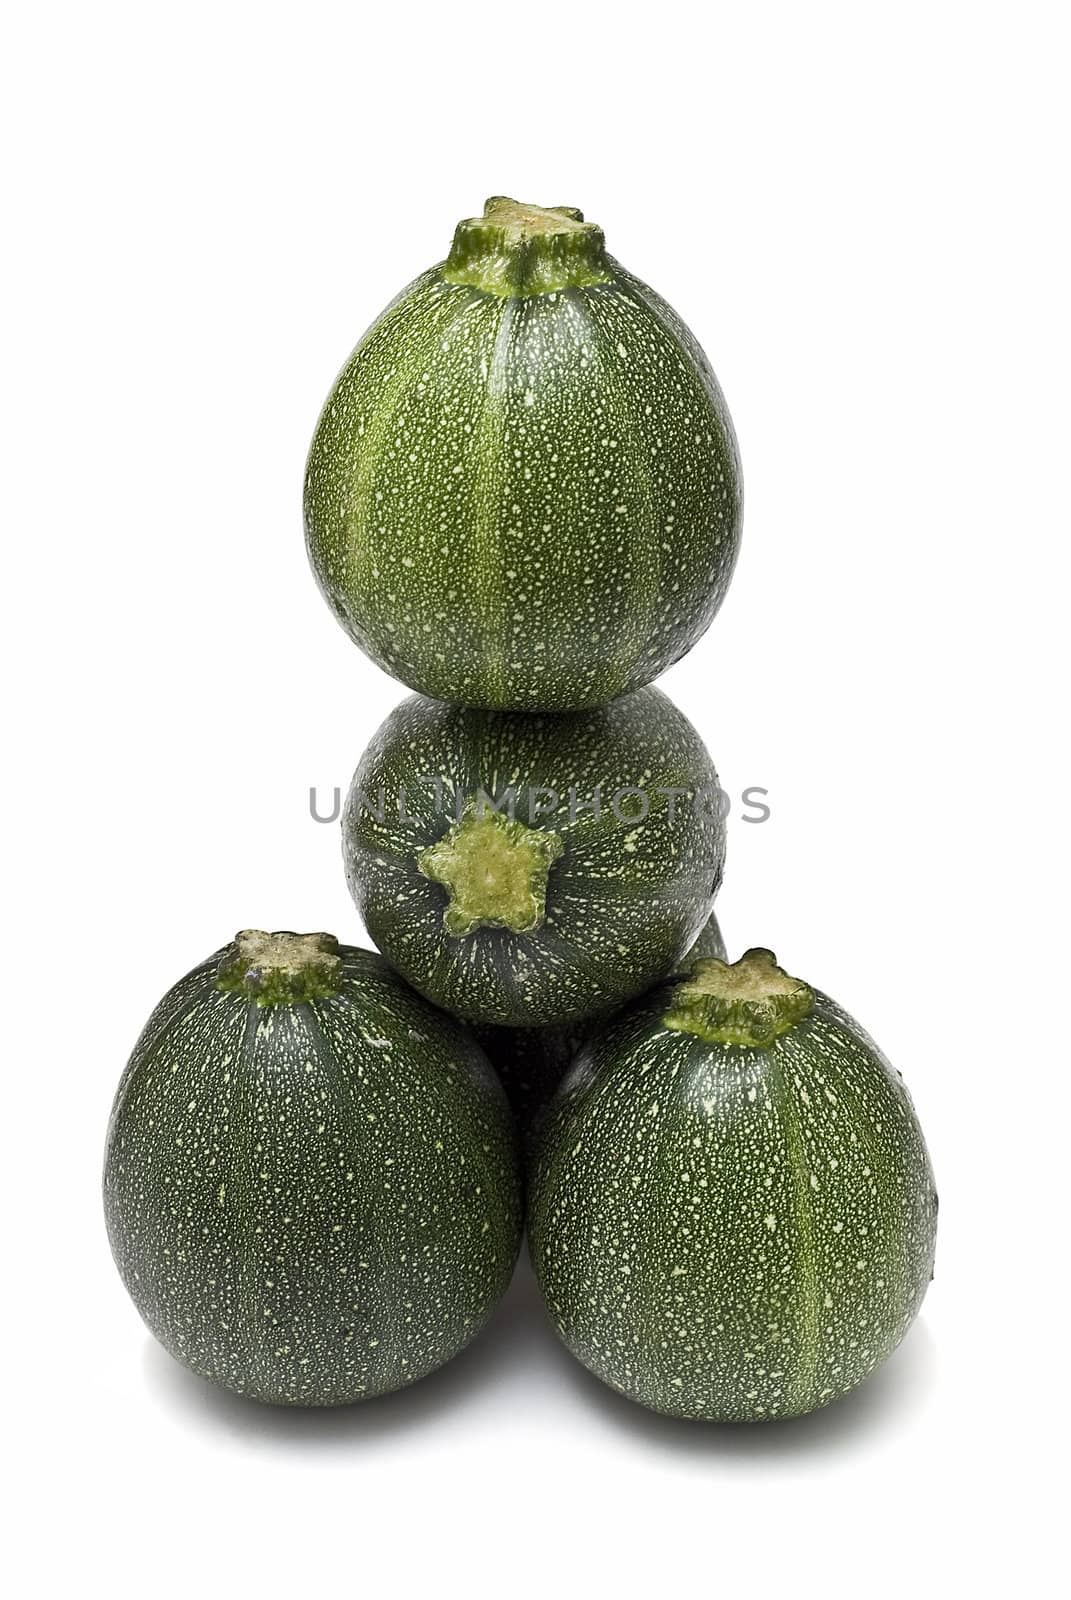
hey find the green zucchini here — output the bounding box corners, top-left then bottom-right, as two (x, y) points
(103, 931), (521, 1406)
(343, 687), (725, 1027)
(477, 910), (727, 1148)
(529, 948), (937, 1420)
(305, 196), (742, 711)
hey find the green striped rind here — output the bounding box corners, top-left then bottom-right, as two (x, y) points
(304, 254), (741, 711)
(529, 981), (937, 1420)
(103, 943), (521, 1406)
(343, 687), (725, 1027)
(478, 911), (727, 1149)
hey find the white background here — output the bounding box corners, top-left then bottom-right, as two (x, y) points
(3, 3), (1067, 1595)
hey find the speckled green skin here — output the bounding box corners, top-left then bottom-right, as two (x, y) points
(103, 943), (522, 1406)
(529, 976), (937, 1421)
(477, 911), (727, 1150)
(304, 256), (742, 711)
(343, 687), (725, 1027)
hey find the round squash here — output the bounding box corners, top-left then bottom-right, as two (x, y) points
(477, 910), (727, 1148)
(103, 931), (522, 1406)
(305, 195), (742, 711)
(529, 949), (937, 1421)
(343, 687), (725, 1028)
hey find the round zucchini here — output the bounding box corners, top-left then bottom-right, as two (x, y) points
(305, 195), (742, 710)
(529, 948), (937, 1420)
(343, 687), (725, 1027)
(103, 931), (522, 1406)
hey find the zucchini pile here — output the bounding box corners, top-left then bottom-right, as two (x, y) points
(104, 198), (936, 1420)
